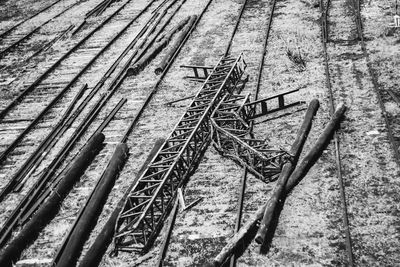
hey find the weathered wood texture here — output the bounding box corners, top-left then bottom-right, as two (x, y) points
(255, 99), (320, 243)
(155, 15), (197, 74)
(78, 139), (164, 267)
(0, 133), (105, 267)
(55, 143), (129, 267)
(214, 102), (346, 266)
(128, 16), (192, 76)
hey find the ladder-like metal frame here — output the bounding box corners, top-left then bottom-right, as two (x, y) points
(179, 64), (214, 82)
(242, 88), (302, 119)
(113, 54), (247, 253)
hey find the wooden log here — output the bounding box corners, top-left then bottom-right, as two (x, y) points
(214, 102), (346, 266)
(54, 143), (129, 267)
(155, 16), (191, 43)
(255, 99), (320, 244)
(127, 16), (191, 76)
(285, 103), (346, 191)
(155, 15), (197, 75)
(78, 139), (165, 267)
(0, 133), (105, 267)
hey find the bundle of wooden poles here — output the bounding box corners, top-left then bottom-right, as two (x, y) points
(0, 7), (199, 266)
(213, 99), (347, 266)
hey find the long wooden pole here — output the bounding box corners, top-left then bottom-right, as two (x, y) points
(155, 15), (197, 75)
(128, 16), (192, 76)
(54, 143), (129, 267)
(214, 102), (346, 266)
(255, 99), (320, 243)
(285, 103), (346, 191)
(0, 133), (105, 267)
(78, 139), (165, 267)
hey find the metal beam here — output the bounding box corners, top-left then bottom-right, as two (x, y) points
(113, 54), (246, 253)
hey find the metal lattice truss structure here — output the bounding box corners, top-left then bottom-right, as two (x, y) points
(210, 93), (290, 182)
(113, 54), (302, 253)
(114, 54), (247, 252)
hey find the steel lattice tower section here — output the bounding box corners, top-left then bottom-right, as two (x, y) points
(113, 54), (247, 252)
(210, 94), (290, 182)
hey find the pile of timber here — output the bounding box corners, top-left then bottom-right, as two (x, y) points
(0, 133), (105, 266)
(128, 15), (196, 76)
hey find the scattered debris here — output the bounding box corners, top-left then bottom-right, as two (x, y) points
(286, 48), (306, 71)
(177, 188), (203, 212)
(165, 94), (195, 106)
(366, 130), (380, 136)
(279, 33), (307, 71)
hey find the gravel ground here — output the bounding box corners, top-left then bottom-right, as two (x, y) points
(0, 0), (399, 266)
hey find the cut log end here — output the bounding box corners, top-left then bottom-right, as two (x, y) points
(254, 234), (264, 245)
(154, 67), (163, 75)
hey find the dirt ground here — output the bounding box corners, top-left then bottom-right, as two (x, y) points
(0, 0), (399, 266)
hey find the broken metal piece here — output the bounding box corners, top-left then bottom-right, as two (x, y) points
(177, 188), (203, 212)
(165, 94), (195, 106)
(243, 88), (303, 119)
(180, 64), (214, 81)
